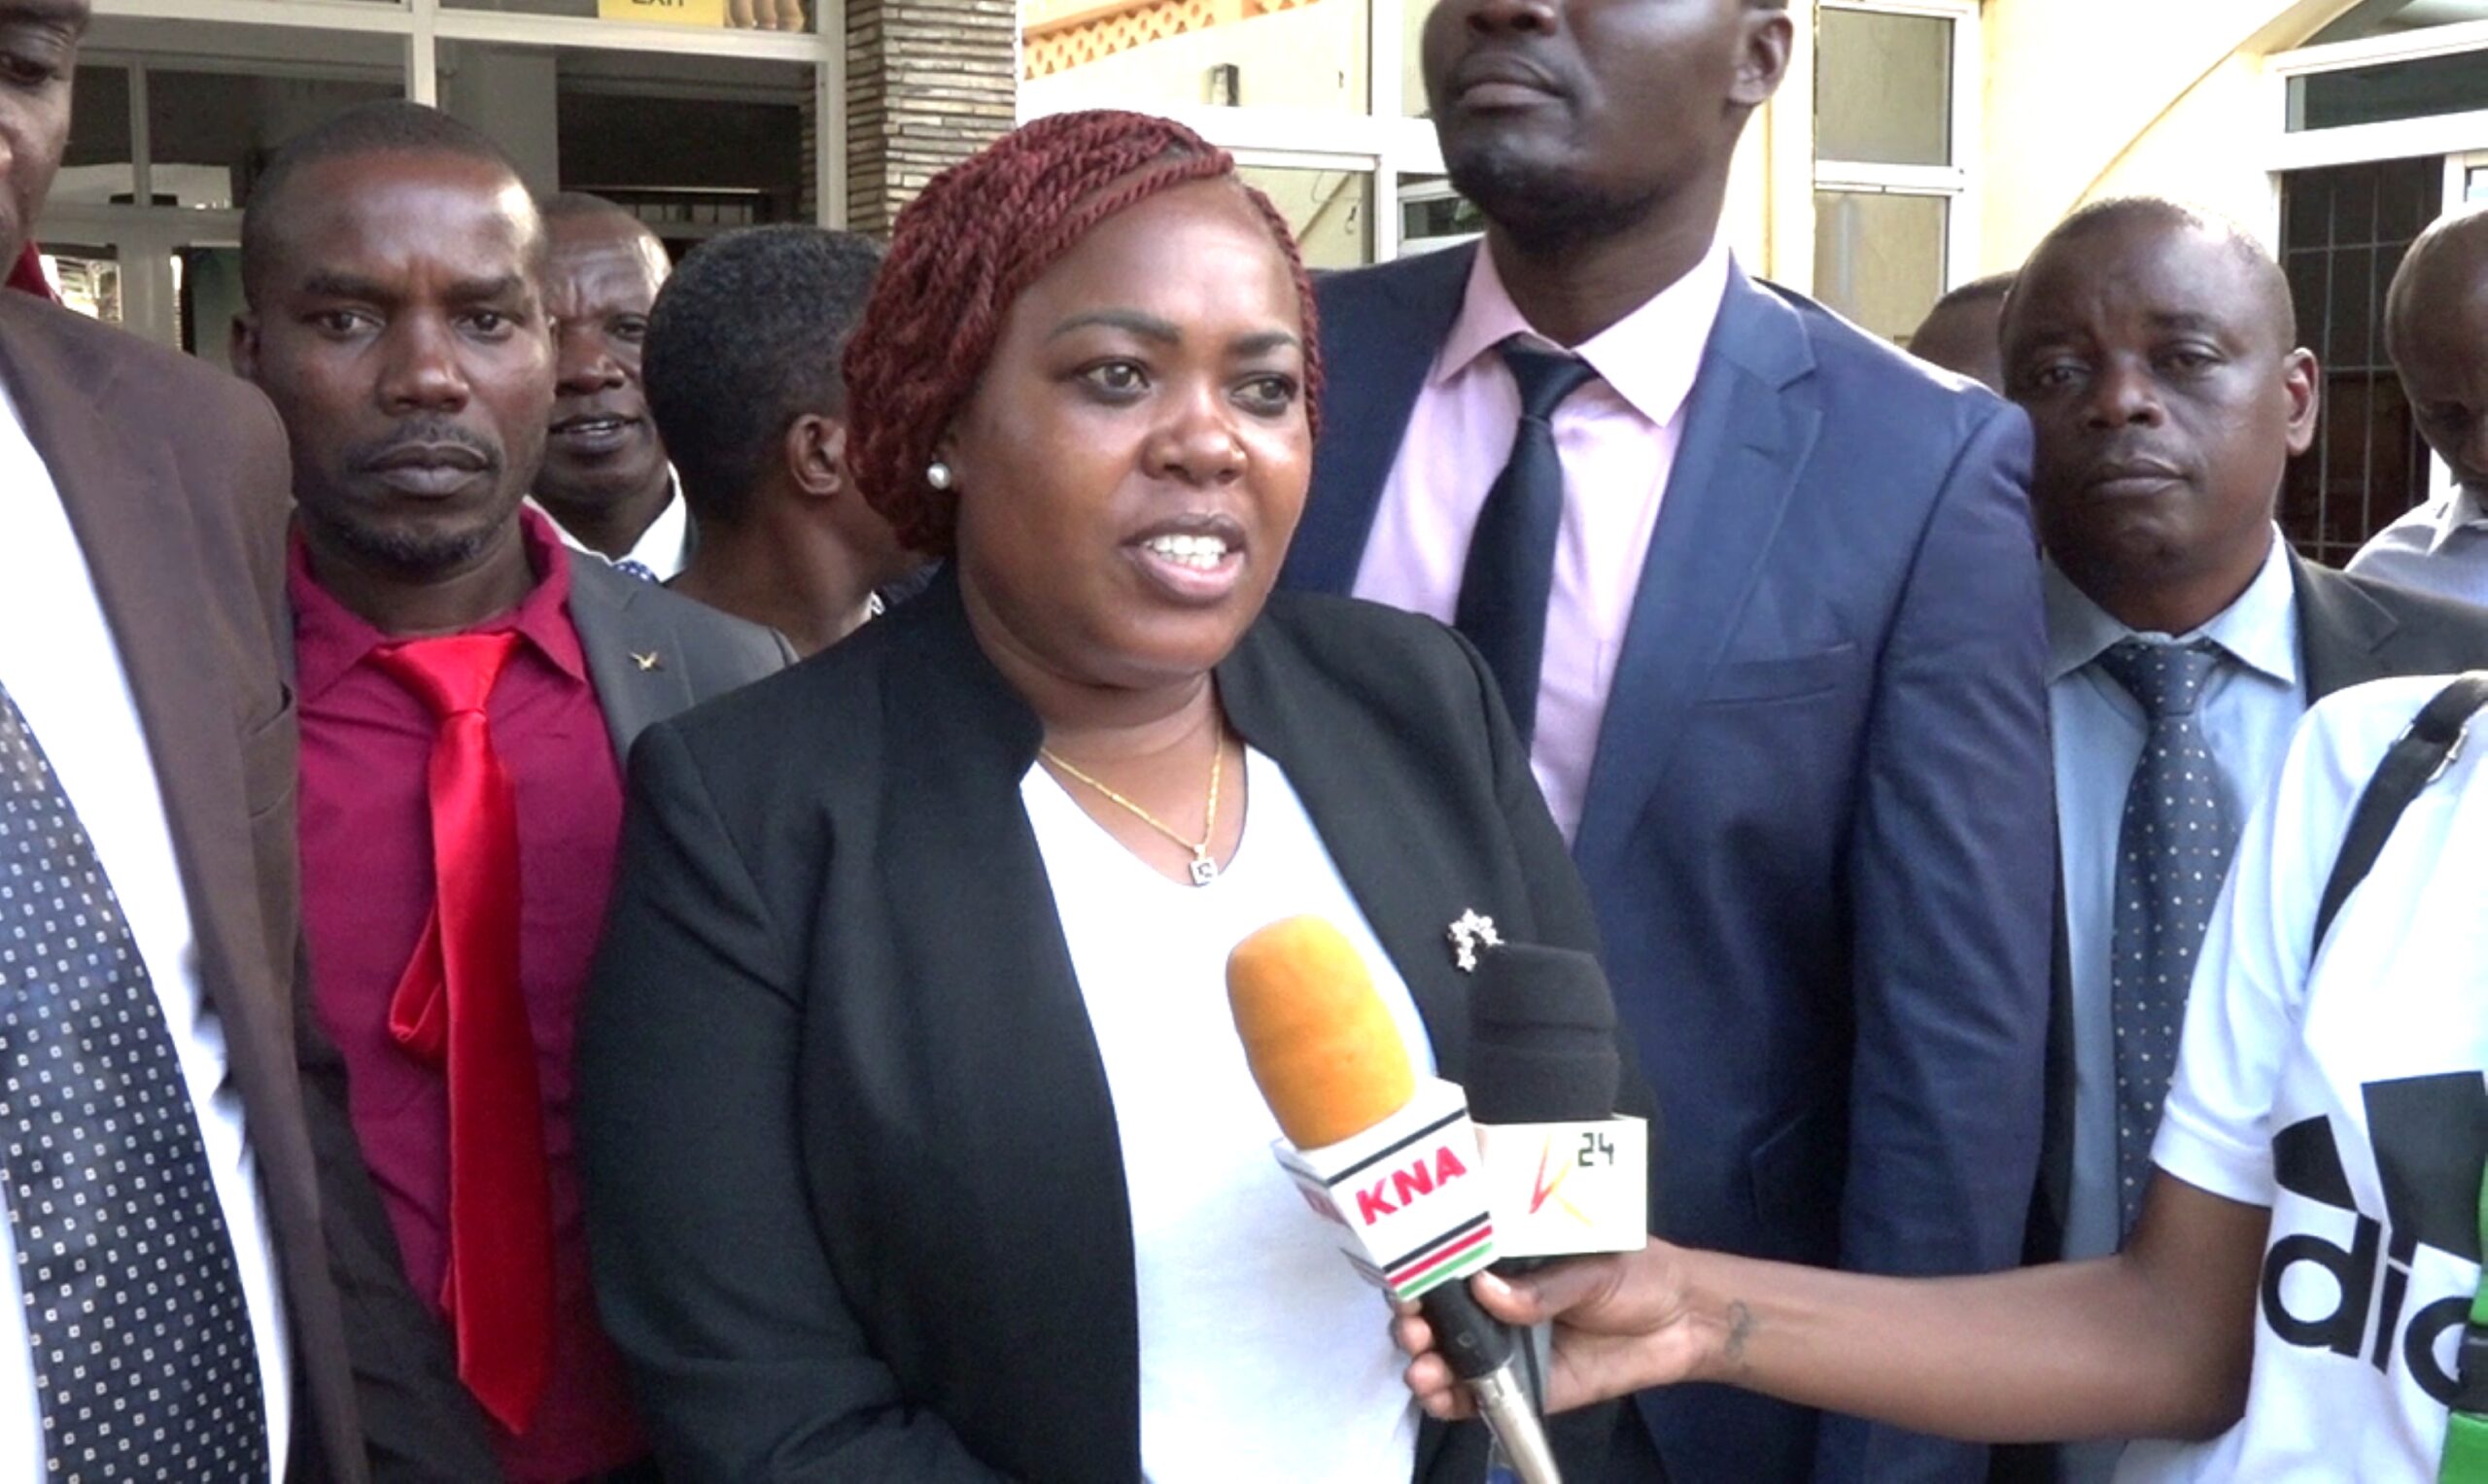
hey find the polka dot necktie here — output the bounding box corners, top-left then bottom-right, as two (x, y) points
(1453, 338), (1601, 749)
(0, 680), (266, 1480)
(609, 558), (660, 584)
(2096, 638), (2235, 1237)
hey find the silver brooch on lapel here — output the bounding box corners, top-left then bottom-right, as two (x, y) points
(1448, 910), (1503, 973)
(631, 650), (664, 673)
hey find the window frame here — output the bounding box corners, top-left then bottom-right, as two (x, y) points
(1808, 0), (1981, 333)
(2262, 21), (2488, 179)
(92, 0), (844, 224)
(2259, 22), (2488, 505)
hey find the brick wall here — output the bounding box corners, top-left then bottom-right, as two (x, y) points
(846, 0), (1018, 234)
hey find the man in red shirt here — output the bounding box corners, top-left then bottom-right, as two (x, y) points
(231, 101), (789, 1484)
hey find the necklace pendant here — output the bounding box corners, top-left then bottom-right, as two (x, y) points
(1189, 853), (1218, 887)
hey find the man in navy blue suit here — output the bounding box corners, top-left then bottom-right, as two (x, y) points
(1281, 1), (2054, 1478)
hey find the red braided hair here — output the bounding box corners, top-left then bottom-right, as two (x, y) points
(842, 109), (1325, 555)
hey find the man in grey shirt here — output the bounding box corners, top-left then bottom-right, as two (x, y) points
(2346, 209), (2488, 604)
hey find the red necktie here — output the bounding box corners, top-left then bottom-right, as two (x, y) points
(9, 243), (56, 301)
(371, 631), (551, 1436)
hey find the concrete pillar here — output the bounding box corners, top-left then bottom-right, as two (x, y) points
(438, 43), (561, 196)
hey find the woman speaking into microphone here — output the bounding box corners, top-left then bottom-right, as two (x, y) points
(574, 111), (1653, 1481)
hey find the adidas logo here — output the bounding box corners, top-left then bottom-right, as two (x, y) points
(2263, 1071), (2488, 1405)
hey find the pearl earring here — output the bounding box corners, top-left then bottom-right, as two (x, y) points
(926, 460), (954, 491)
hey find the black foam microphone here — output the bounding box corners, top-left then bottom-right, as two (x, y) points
(1462, 941), (1636, 1440)
(1464, 941), (1624, 1133)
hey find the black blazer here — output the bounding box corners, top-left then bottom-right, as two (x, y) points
(577, 573), (1654, 1481)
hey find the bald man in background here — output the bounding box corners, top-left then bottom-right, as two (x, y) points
(2347, 209), (2488, 605)
(529, 194), (686, 580)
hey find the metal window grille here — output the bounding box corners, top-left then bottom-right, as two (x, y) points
(2277, 155), (2442, 568)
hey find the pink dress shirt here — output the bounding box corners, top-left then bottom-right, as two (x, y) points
(1351, 240), (1731, 842)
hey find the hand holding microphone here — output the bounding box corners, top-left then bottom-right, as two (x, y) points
(1392, 1244), (1705, 1421)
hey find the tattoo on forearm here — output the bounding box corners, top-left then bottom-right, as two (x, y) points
(1724, 1300), (1756, 1364)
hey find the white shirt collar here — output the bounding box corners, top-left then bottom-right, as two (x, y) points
(524, 465), (691, 579)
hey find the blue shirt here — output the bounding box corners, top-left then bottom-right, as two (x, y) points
(2050, 534), (2310, 1257)
(2046, 535), (2306, 1483)
(2345, 484), (2488, 608)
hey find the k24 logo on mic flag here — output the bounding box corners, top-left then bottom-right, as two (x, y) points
(1473, 1118), (1650, 1260)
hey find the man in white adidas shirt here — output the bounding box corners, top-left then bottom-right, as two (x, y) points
(1413, 662), (2488, 1484)
(2117, 673), (2488, 1477)
(1398, 665), (2488, 1480)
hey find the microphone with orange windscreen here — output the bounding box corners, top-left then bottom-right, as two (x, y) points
(1228, 915), (1563, 1484)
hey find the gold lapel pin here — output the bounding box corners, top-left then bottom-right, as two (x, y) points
(631, 650), (664, 673)
(1448, 910), (1503, 973)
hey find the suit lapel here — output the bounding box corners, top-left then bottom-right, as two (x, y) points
(568, 555), (695, 768)
(2292, 552), (2401, 702)
(1572, 270), (1820, 876)
(878, 577), (1142, 1465)
(1219, 636), (1474, 1081)
(1285, 245), (1476, 595)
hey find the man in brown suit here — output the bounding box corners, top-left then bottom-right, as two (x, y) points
(0, 3), (480, 1478)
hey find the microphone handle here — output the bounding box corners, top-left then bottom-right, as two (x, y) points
(1420, 1279), (1515, 1378)
(1419, 1284), (1563, 1484)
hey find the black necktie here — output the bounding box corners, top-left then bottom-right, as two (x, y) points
(0, 678), (268, 1480)
(2095, 638), (2235, 1236)
(1454, 338), (1600, 747)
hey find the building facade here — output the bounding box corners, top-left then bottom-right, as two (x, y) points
(1020, 0), (2488, 554)
(46, 0), (2488, 554)
(43, 0), (1017, 362)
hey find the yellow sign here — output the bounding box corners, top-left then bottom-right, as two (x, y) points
(597, 0), (728, 25)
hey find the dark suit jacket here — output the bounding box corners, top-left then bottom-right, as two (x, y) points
(0, 293), (368, 1480)
(570, 551), (799, 756)
(299, 541), (792, 1483)
(576, 573), (1654, 1482)
(1285, 244), (2057, 1484)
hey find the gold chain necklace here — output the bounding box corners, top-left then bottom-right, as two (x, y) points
(1040, 726), (1227, 887)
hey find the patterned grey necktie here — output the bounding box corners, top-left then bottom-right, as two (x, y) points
(0, 680), (267, 1481)
(2096, 637), (2235, 1236)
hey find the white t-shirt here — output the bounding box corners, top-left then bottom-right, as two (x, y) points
(2127, 673), (2488, 1482)
(1022, 746), (1429, 1483)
